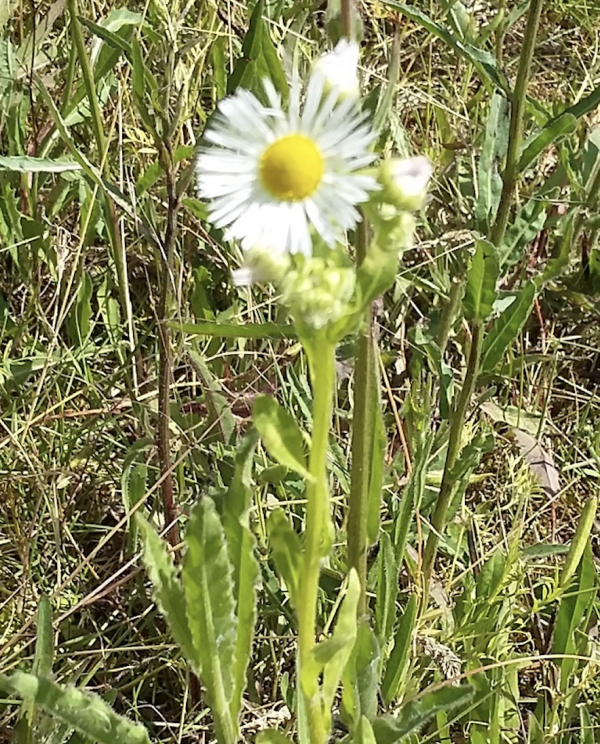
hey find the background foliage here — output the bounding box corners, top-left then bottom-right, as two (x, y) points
(2, 0), (600, 742)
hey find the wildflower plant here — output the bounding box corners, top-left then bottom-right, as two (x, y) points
(192, 36), (433, 744)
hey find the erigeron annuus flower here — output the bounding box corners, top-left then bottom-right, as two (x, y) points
(196, 42), (378, 260)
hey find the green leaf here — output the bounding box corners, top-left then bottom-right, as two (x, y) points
(342, 621), (380, 726)
(122, 440), (152, 551)
(227, 0), (267, 96)
(375, 532), (399, 647)
(371, 686), (475, 743)
(381, 595), (417, 706)
(257, 731), (295, 744)
(519, 113), (577, 172)
(354, 716), (377, 744)
(0, 156), (82, 172)
(476, 549), (506, 600)
(382, 2), (508, 92)
(560, 496), (598, 590)
(497, 197), (549, 270)
(253, 395), (310, 478)
(137, 515), (196, 667)
(463, 239), (499, 323)
(182, 498), (237, 742)
(267, 509), (303, 605)
(33, 595), (54, 678)
(301, 571), (360, 722)
(476, 93), (508, 232)
(222, 432), (261, 722)
(0, 671), (151, 744)
(171, 320), (296, 340)
(393, 431), (434, 567)
(367, 400), (386, 545)
(480, 282), (536, 372)
(552, 543), (597, 693)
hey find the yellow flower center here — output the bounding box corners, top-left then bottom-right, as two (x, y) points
(259, 135), (323, 201)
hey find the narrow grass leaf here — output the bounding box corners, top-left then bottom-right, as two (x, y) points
(382, 2), (508, 92)
(463, 239), (499, 323)
(0, 156), (82, 172)
(481, 282), (536, 372)
(222, 432), (261, 722)
(367, 401), (386, 545)
(560, 496), (598, 590)
(0, 671), (151, 744)
(552, 544), (596, 693)
(371, 686), (475, 743)
(267, 509), (302, 605)
(137, 515), (196, 667)
(182, 498), (237, 740)
(253, 395), (310, 478)
(381, 595), (417, 706)
(172, 320), (296, 340)
(375, 532), (399, 646)
(33, 596), (53, 678)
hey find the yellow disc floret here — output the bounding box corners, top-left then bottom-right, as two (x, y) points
(259, 135), (323, 201)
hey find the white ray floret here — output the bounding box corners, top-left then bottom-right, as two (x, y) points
(196, 43), (378, 258)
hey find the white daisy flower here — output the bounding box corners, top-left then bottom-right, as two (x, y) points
(196, 49), (377, 258)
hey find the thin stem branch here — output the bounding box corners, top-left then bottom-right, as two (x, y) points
(157, 140), (180, 551)
(421, 323), (483, 606)
(298, 339), (336, 744)
(491, 0), (544, 246)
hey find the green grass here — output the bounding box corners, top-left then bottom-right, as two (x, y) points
(2, 0), (600, 742)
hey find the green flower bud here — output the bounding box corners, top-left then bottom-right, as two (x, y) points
(377, 155), (433, 211)
(233, 246), (291, 286)
(280, 258), (355, 330)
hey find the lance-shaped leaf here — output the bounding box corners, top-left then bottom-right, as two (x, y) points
(354, 716), (377, 744)
(222, 431), (261, 723)
(301, 571), (360, 722)
(381, 595), (417, 706)
(0, 671), (151, 744)
(253, 395), (310, 478)
(480, 281), (536, 372)
(476, 92), (508, 232)
(267, 509), (303, 606)
(371, 685), (475, 743)
(463, 239), (498, 324)
(137, 515), (196, 668)
(183, 498), (237, 744)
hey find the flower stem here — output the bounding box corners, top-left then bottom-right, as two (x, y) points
(420, 323), (483, 607)
(491, 0), (544, 246)
(298, 337), (336, 744)
(348, 219), (377, 617)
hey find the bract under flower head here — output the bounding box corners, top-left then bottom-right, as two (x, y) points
(196, 60), (377, 258)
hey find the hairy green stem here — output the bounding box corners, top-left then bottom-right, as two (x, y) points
(491, 0), (544, 245)
(348, 218), (377, 617)
(421, 324), (483, 604)
(298, 338), (336, 744)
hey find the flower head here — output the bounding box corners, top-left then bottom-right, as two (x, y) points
(196, 51), (377, 258)
(378, 155), (433, 211)
(312, 40), (360, 98)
